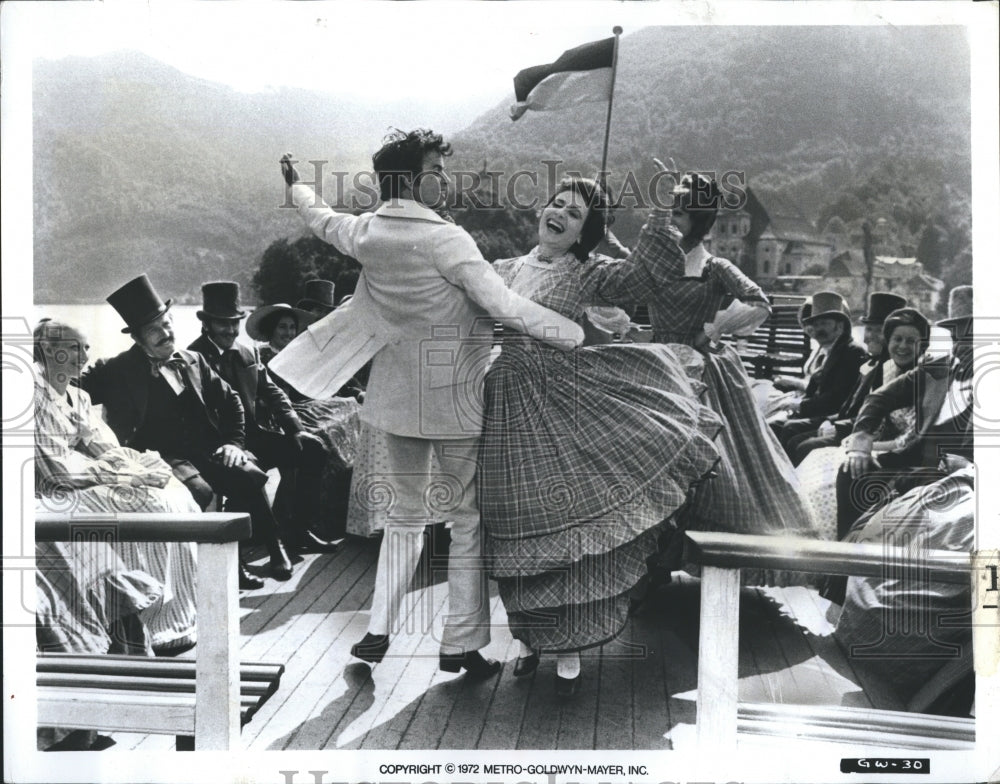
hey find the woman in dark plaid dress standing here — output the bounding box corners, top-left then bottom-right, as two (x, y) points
(479, 177), (724, 696)
(585, 173), (821, 582)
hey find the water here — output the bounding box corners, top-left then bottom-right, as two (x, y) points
(31, 304), (260, 360)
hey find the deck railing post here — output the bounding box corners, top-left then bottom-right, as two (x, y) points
(696, 564), (741, 748)
(194, 540), (240, 749)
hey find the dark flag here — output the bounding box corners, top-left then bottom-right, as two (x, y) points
(509, 37), (615, 121)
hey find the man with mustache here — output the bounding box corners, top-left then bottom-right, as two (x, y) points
(774, 290), (867, 453)
(188, 281), (342, 555)
(80, 274), (293, 588)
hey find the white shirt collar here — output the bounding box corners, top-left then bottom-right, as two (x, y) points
(684, 243), (712, 278)
(374, 198), (450, 224)
(204, 336), (229, 356)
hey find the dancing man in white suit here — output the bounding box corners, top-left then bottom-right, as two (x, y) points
(275, 130), (583, 679)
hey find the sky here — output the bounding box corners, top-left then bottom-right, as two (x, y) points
(19, 1), (635, 131)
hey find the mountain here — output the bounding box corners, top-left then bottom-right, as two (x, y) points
(33, 27), (971, 302)
(450, 25), (971, 241)
(33, 52), (432, 302)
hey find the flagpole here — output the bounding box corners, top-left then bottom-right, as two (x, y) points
(598, 26), (623, 190)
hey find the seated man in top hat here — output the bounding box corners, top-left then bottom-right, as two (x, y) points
(188, 281), (341, 555)
(80, 274), (293, 587)
(775, 290), (868, 452)
(784, 291), (907, 464)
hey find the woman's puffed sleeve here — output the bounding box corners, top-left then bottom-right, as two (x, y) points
(584, 212), (685, 306)
(434, 229), (584, 348)
(708, 256), (770, 305)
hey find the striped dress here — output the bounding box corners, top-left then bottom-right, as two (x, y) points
(479, 250), (723, 652)
(35, 374), (200, 652)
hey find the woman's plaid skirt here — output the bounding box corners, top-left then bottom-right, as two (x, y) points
(479, 341), (723, 652)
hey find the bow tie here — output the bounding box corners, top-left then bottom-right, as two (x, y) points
(150, 354), (186, 378)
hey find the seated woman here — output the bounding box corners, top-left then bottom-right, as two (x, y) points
(796, 307), (930, 540)
(33, 319), (200, 655)
(246, 302), (361, 537)
(480, 173), (724, 696)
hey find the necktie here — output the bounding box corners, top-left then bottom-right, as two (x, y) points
(150, 354), (185, 378)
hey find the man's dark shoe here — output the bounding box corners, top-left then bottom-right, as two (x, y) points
(239, 565), (265, 591)
(439, 650), (501, 680)
(351, 633), (390, 664)
(513, 651), (540, 677)
(268, 542), (294, 581)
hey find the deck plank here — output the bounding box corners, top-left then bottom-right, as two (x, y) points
(594, 636), (636, 750)
(435, 594), (509, 750)
(475, 618), (533, 750)
(242, 545), (379, 750)
(350, 576), (450, 750)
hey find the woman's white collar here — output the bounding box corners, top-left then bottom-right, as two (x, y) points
(684, 243), (711, 277)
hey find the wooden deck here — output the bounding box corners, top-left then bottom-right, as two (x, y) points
(107, 537), (902, 751)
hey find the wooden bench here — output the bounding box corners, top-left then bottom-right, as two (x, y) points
(726, 303), (812, 380)
(684, 531), (976, 750)
(35, 512), (284, 750)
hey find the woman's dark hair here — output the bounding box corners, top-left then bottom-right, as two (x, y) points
(546, 177), (614, 262)
(883, 307), (931, 348)
(372, 128), (452, 201)
(676, 173), (720, 245)
(261, 310), (298, 341)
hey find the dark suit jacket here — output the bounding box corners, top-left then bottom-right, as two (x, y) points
(188, 335), (301, 437)
(853, 355), (973, 466)
(80, 344), (245, 450)
(831, 359), (885, 437)
(797, 334), (868, 419)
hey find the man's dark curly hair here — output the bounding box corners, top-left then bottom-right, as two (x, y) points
(372, 128), (452, 202)
(545, 177), (615, 261)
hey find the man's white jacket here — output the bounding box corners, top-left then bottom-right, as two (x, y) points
(270, 184), (584, 438)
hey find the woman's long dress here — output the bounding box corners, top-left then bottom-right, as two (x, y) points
(34, 375), (200, 652)
(601, 244), (821, 544)
(479, 250), (723, 652)
(795, 360), (917, 540)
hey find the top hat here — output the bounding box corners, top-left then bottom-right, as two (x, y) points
(107, 274), (173, 334)
(937, 285), (973, 329)
(296, 279), (336, 316)
(197, 281), (247, 321)
(861, 292), (907, 325)
(245, 303), (317, 342)
(802, 290), (852, 327)
(797, 299), (813, 328)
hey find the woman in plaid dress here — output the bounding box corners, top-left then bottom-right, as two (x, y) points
(479, 178), (723, 696)
(591, 175), (821, 553)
